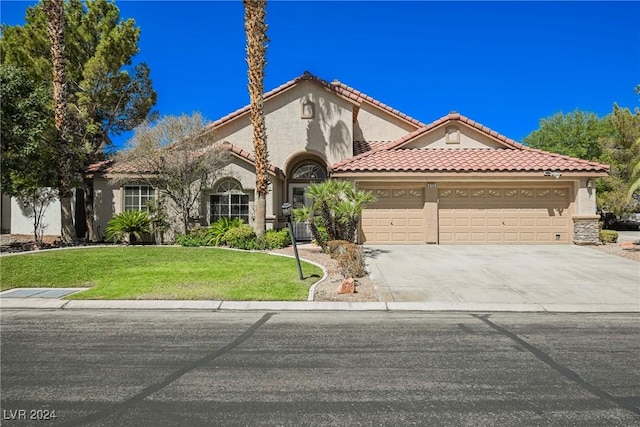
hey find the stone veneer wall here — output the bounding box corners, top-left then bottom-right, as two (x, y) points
(573, 217), (600, 245)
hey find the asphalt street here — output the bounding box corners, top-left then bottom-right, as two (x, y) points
(1, 310), (639, 426)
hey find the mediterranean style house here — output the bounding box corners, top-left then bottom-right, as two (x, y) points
(84, 72), (608, 244)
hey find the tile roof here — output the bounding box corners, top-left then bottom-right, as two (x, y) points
(206, 71), (426, 132)
(383, 112), (525, 151)
(221, 142), (284, 178)
(331, 148), (610, 173)
(86, 142), (284, 178)
(353, 140), (392, 155)
(333, 112), (609, 174)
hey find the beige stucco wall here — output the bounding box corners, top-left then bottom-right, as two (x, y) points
(403, 124), (506, 149)
(353, 103), (418, 142)
(573, 177), (598, 216)
(7, 190), (62, 236)
(212, 80), (355, 170)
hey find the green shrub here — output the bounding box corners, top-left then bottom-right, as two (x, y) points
(224, 224), (258, 249)
(315, 226), (329, 248)
(104, 211), (151, 244)
(175, 233), (207, 247)
(599, 230), (619, 243)
(327, 240), (366, 278)
(206, 217), (244, 246)
(175, 226), (210, 247)
(264, 229), (291, 249)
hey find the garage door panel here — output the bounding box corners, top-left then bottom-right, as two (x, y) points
(408, 218), (423, 227)
(439, 186), (571, 244)
(361, 187), (425, 244)
(487, 218), (502, 227)
(520, 218), (535, 227)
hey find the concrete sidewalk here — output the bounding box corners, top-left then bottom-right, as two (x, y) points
(1, 298), (638, 312)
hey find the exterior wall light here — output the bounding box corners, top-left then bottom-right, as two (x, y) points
(543, 170), (562, 179)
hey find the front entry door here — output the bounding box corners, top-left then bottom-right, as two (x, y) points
(290, 184), (313, 241)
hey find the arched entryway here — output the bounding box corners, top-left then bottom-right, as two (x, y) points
(286, 158), (327, 240)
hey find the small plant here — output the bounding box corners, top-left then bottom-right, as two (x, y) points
(175, 226), (210, 246)
(327, 240), (367, 278)
(104, 210), (151, 244)
(224, 224), (258, 249)
(599, 229), (619, 244)
(206, 217), (244, 246)
(264, 229), (291, 249)
(146, 199), (170, 245)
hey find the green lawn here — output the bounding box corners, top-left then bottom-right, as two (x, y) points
(0, 247), (322, 300)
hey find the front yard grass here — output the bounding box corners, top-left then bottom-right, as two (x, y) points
(0, 247), (322, 300)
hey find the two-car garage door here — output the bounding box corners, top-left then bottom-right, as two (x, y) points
(438, 186), (571, 244)
(360, 185), (571, 244)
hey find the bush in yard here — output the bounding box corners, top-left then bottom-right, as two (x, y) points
(264, 229), (291, 249)
(599, 229), (619, 243)
(104, 211), (151, 244)
(327, 240), (366, 278)
(224, 224), (258, 249)
(206, 217), (244, 246)
(176, 226), (211, 246)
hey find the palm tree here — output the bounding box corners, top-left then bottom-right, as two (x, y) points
(335, 187), (376, 242)
(44, 0), (76, 243)
(293, 205), (326, 251)
(306, 181), (376, 243)
(243, 0), (269, 237)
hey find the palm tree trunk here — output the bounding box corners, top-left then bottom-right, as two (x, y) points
(44, 0), (76, 243)
(308, 217), (327, 252)
(82, 177), (95, 241)
(243, 0), (269, 237)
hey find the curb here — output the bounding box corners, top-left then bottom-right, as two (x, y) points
(1, 299), (638, 313)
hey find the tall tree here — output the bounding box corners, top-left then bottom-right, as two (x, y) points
(523, 110), (612, 161)
(43, 0), (76, 242)
(1, 0), (157, 241)
(243, 0), (269, 237)
(598, 104), (640, 214)
(0, 64), (55, 195)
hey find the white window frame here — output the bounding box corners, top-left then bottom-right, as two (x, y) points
(210, 179), (249, 224)
(123, 185), (155, 212)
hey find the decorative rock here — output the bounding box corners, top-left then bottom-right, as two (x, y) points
(337, 278), (355, 294)
(620, 241), (635, 251)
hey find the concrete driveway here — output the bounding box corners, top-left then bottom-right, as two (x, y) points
(365, 245), (639, 311)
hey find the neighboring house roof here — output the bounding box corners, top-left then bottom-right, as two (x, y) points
(331, 148), (609, 174)
(207, 71), (426, 132)
(333, 112), (610, 174)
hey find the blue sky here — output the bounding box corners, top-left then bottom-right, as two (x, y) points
(2, 1), (639, 150)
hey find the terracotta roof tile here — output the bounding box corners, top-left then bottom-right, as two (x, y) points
(353, 140), (392, 155)
(332, 148), (610, 173)
(87, 142), (284, 178)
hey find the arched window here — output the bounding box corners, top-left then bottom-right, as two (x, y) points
(291, 161), (326, 181)
(210, 179), (249, 223)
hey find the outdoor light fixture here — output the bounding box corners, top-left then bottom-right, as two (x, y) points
(282, 202), (303, 280)
(587, 179), (593, 189)
(543, 170), (562, 179)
